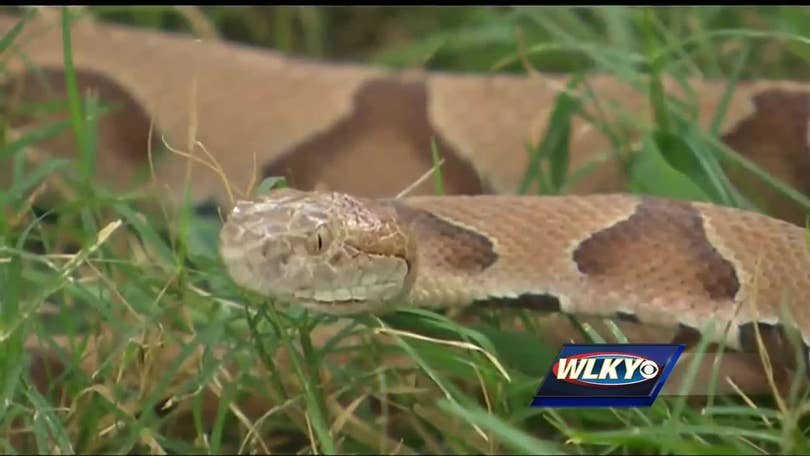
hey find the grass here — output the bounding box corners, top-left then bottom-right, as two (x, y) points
(1, 5), (809, 454)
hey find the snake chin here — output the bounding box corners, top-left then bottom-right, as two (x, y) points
(296, 298), (391, 316)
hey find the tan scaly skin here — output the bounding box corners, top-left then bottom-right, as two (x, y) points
(1, 11), (808, 224)
(220, 188), (810, 373)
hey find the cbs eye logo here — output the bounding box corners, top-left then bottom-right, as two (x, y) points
(638, 359), (659, 379)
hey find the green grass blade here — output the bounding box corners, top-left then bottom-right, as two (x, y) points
(0, 8), (34, 55)
(518, 73), (581, 195)
(61, 7), (87, 158)
(430, 138), (445, 196)
(0, 119), (72, 161)
(709, 42), (749, 136)
(437, 399), (564, 454)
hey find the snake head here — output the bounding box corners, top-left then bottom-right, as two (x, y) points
(219, 188), (416, 314)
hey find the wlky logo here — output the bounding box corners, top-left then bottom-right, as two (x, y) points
(532, 344), (685, 407)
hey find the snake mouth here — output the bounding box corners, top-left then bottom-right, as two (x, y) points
(288, 285), (407, 315)
(295, 297), (381, 316)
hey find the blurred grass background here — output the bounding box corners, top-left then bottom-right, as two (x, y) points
(87, 6), (810, 79)
(0, 5), (809, 454)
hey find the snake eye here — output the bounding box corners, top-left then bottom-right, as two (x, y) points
(306, 225), (331, 255)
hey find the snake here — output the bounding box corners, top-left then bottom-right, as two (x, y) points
(2, 11), (809, 226)
(219, 187), (810, 371)
(2, 11), (810, 380)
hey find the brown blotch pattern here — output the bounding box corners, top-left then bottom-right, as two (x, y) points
(473, 293), (561, 313)
(391, 203), (496, 273)
(5, 69), (162, 189)
(670, 324), (704, 347)
(573, 197), (740, 301)
(669, 323), (735, 356)
(722, 89), (810, 225)
(263, 77), (484, 198)
(737, 322), (809, 372)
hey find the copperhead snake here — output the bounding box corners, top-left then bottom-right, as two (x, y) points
(220, 188), (810, 371)
(1, 10), (810, 380)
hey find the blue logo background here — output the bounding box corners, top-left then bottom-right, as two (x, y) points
(532, 343), (685, 407)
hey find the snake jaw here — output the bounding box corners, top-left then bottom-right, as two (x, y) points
(219, 188), (417, 313)
(290, 289), (406, 316)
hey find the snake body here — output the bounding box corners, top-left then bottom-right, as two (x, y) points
(1, 11), (809, 383)
(220, 188), (810, 368)
(2, 12), (809, 226)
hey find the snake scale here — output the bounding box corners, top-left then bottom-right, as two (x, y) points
(1, 11), (809, 378)
(220, 188), (810, 371)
